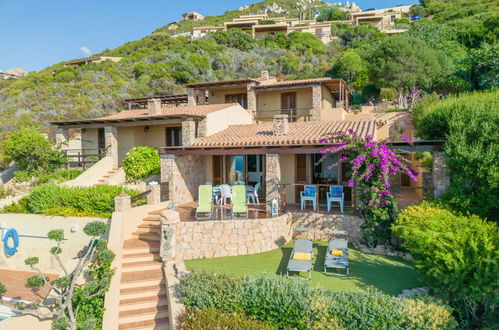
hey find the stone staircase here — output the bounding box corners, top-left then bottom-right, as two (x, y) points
(118, 210), (169, 330)
(94, 168), (120, 186)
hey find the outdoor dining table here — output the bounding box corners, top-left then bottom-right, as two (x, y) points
(212, 184), (255, 204)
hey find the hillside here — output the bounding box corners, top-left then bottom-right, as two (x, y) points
(0, 0), (496, 138)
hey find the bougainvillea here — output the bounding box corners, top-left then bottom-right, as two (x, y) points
(318, 130), (418, 247)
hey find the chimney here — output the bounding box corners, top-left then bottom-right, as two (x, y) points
(273, 115), (289, 136)
(260, 70), (269, 80)
(147, 98), (162, 115)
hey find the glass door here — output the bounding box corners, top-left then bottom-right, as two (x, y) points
(247, 155), (263, 198)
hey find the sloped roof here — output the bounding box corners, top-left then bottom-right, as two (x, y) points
(190, 120), (381, 148)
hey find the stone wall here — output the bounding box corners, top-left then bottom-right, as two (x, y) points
(159, 210), (364, 261)
(160, 154), (206, 205)
(432, 151), (450, 199)
(265, 154), (281, 213)
(104, 126), (118, 168)
(290, 211), (364, 242)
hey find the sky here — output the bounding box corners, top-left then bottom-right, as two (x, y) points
(0, 0), (415, 72)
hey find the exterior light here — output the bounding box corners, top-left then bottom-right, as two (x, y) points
(144, 126), (150, 132)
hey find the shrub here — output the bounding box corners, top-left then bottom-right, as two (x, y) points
(380, 87), (397, 101)
(393, 202), (497, 327)
(178, 307), (276, 330)
(401, 296), (458, 329)
(412, 90), (499, 220)
(180, 272), (457, 330)
(0, 128), (67, 176)
(123, 146), (160, 182)
(2, 184), (140, 218)
(32, 168), (83, 186)
(0, 185), (15, 199)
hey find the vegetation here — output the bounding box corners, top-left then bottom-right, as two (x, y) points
(180, 272), (457, 330)
(178, 307), (277, 329)
(1, 184), (140, 218)
(393, 201), (498, 328)
(0, 221), (114, 330)
(316, 6), (350, 22)
(0, 128), (66, 177)
(0, 185), (15, 199)
(123, 146), (161, 181)
(185, 240), (420, 295)
(30, 168), (84, 186)
(412, 91), (499, 220)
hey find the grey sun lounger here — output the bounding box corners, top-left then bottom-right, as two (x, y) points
(286, 238), (314, 280)
(324, 230), (349, 276)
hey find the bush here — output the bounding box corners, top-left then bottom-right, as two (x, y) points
(379, 88), (397, 101)
(412, 91), (499, 220)
(180, 272), (457, 330)
(1, 184), (140, 218)
(393, 202), (497, 327)
(0, 185), (15, 199)
(123, 146), (160, 182)
(401, 296), (458, 329)
(178, 307), (276, 330)
(32, 169), (83, 186)
(0, 128), (67, 176)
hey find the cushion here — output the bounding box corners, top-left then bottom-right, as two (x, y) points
(331, 249), (343, 256)
(292, 252), (312, 261)
(329, 186), (343, 198)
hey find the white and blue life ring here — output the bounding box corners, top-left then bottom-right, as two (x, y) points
(3, 228), (19, 257)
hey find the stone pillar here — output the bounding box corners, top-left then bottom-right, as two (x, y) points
(182, 119), (196, 146)
(197, 89), (206, 105)
(265, 154), (281, 214)
(422, 171), (433, 199)
(159, 209), (180, 262)
(147, 98), (162, 115)
(432, 151), (450, 199)
(105, 126), (118, 168)
(272, 115), (289, 136)
(312, 85), (322, 121)
(187, 88), (196, 106)
(147, 183), (161, 205)
(247, 83), (257, 118)
(114, 193), (131, 212)
(197, 118), (207, 138)
(55, 127), (69, 147)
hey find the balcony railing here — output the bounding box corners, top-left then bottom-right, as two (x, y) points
(62, 148), (106, 170)
(255, 108), (313, 123)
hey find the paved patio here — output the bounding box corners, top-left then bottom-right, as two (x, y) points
(0, 269), (58, 302)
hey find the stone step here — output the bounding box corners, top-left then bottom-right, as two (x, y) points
(121, 269), (163, 284)
(138, 223), (161, 230)
(122, 251), (161, 262)
(148, 210), (163, 215)
(118, 317), (169, 330)
(123, 238), (159, 250)
(119, 307), (168, 324)
(143, 216), (160, 222)
(120, 285), (166, 300)
(120, 294), (168, 308)
(122, 260), (162, 271)
(120, 278), (164, 290)
(132, 233), (161, 241)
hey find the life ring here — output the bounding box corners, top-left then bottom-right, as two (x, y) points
(4, 229), (19, 257)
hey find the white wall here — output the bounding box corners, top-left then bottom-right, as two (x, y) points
(0, 214), (109, 274)
(205, 104), (252, 136)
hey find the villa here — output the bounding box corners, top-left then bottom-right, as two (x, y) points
(64, 56), (123, 67)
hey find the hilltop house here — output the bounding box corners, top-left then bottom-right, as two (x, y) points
(350, 6), (411, 33)
(64, 56), (122, 67)
(182, 11), (204, 21)
(52, 71), (434, 212)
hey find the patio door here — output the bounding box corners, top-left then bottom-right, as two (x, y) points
(212, 155), (223, 185)
(247, 155), (264, 199)
(281, 92), (297, 122)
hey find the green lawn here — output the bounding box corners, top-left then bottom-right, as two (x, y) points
(185, 241), (421, 296)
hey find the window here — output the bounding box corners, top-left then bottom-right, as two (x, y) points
(165, 127), (182, 146)
(225, 94), (248, 108)
(281, 92), (297, 121)
(97, 128), (105, 149)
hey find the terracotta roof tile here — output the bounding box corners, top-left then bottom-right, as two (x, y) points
(256, 77), (336, 88)
(192, 120), (380, 148)
(97, 103), (239, 120)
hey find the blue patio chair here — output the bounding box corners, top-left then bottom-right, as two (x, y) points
(300, 185), (317, 211)
(327, 186), (344, 213)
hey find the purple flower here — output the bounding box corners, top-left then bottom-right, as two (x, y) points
(347, 179), (355, 187)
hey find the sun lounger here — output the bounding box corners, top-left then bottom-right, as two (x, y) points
(286, 238), (314, 280)
(231, 185), (248, 219)
(324, 230), (349, 276)
(195, 185), (213, 220)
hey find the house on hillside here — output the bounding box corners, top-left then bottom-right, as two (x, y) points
(52, 71), (436, 211)
(64, 56), (122, 67)
(350, 6), (410, 33)
(182, 11), (204, 21)
(0, 67), (27, 79)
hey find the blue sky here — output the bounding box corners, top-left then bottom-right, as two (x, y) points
(0, 0), (415, 72)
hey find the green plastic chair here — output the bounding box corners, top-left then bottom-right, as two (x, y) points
(231, 185), (248, 219)
(196, 185), (213, 220)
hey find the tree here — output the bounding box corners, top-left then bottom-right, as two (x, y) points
(0, 128), (67, 177)
(0, 221), (114, 330)
(331, 50), (367, 90)
(367, 35), (444, 107)
(317, 6), (350, 22)
(409, 5), (427, 17)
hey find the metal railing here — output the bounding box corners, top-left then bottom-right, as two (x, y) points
(255, 108), (313, 123)
(62, 148), (106, 170)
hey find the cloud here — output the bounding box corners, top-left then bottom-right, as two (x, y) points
(80, 46), (92, 56)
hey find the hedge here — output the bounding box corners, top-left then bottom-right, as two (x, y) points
(180, 272), (457, 330)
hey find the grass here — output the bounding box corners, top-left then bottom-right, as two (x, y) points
(185, 240), (421, 296)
